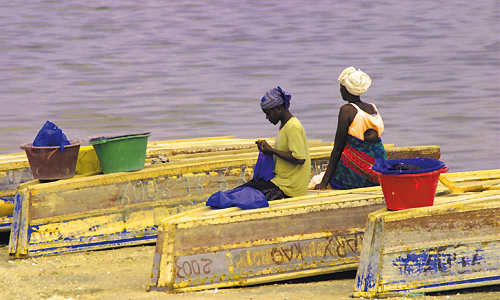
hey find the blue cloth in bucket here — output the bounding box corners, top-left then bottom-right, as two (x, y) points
(33, 121), (70, 153)
(372, 157), (445, 175)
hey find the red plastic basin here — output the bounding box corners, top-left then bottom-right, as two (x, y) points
(373, 167), (449, 210)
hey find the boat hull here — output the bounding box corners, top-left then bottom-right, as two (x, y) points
(8, 142), (440, 258)
(0, 137), (274, 231)
(150, 189), (386, 292)
(353, 170), (500, 298)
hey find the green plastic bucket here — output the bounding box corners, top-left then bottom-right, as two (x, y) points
(89, 132), (151, 174)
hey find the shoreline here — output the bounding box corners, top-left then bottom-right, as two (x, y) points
(1, 233), (499, 300)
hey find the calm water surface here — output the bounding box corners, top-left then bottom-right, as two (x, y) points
(1, 1), (499, 172)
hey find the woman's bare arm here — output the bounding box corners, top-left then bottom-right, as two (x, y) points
(315, 104), (356, 190)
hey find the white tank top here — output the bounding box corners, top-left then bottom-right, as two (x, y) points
(347, 103), (384, 141)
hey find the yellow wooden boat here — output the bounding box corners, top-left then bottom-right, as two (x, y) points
(1, 136), (267, 193)
(148, 170), (499, 293)
(0, 136), (279, 231)
(8, 141), (440, 258)
(0, 136), (408, 233)
(149, 187), (386, 293)
(353, 169), (500, 298)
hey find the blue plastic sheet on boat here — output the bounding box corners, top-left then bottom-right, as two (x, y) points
(253, 150), (275, 181)
(206, 186), (269, 209)
(372, 157), (445, 175)
(33, 120), (70, 153)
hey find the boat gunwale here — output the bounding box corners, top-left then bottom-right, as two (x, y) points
(14, 145), (435, 194)
(171, 189), (386, 226)
(372, 189), (500, 223)
(353, 191), (500, 298)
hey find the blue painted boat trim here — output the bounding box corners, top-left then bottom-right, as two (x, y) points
(0, 222), (11, 229)
(0, 197), (14, 231)
(27, 232), (158, 257)
(29, 235), (158, 256)
(8, 193), (23, 254)
(391, 275), (500, 294)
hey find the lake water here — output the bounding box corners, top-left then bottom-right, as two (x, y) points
(0, 0), (498, 172)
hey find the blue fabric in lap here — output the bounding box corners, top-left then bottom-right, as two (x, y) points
(372, 157), (445, 175)
(206, 149), (274, 209)
(33, 120), (70, 153)
(253, 151), (275, 181)
(206, 186), (269, 209)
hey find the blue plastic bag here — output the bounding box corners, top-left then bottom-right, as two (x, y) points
(33, 120), (70, 153)
(253, 151), (275, 181)
(206, 186), (269, 209)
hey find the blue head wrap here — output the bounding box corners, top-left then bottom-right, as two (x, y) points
(260, 86), (291, 110)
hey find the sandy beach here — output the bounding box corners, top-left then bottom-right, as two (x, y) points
(1, 232), (499, 300)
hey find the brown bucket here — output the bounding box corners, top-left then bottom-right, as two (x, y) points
(20, 139), (84, 181)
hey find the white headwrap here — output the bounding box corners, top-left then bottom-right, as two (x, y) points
(338, 66), (371, 96)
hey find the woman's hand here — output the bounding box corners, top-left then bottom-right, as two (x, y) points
(314, 182), (330, 191)
(256, 140), (274, 155)
(256, 139), (305, 165)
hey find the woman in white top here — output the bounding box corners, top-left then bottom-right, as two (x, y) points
(315, 67), (387, 190)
